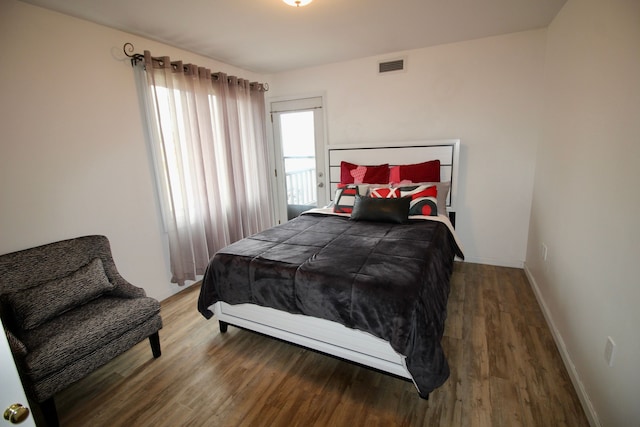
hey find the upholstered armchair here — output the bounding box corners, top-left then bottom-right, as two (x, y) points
(0, 235), (163, 427)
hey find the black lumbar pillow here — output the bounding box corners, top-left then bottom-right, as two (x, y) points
(350, 195), (410, 224)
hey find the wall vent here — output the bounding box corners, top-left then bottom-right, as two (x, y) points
(378, 59), (405, 73)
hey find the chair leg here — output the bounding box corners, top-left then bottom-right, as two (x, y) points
(149, 332), (161, 358)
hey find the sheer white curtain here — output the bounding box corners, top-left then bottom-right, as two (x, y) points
(135, 51), (274, 285)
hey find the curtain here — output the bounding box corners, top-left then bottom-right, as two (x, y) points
(135, 51), (274, 285)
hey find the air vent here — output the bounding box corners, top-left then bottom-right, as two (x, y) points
(378, 59), (404, 73)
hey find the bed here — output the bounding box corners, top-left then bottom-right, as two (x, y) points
(197, 140), (463, 398)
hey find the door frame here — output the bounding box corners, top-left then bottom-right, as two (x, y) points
(267, 93), (328, 224)
(1, 318), (36, 426)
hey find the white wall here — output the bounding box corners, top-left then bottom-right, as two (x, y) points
(0, 0), (264, 301)
(267, 30), (547, 268)
(526, 0), (640, 425)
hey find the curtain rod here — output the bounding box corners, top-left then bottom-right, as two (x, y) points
(123, 43), (269, 92)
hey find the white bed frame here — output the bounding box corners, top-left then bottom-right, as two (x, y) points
(326, 139), (460, 211)
(209, 140), (461, 393)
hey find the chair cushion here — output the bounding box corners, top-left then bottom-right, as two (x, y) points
(20, 296), (160, 381)
(4, 258), (115, 330)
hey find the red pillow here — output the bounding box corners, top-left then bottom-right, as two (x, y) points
(340, 161), (390, 184)
(389, 160), (440, 184)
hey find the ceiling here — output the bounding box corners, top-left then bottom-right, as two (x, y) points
(19, 0), (567, 74)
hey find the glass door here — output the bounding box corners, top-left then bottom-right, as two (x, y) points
(271, 97), (326, 223)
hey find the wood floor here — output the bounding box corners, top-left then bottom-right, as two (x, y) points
(55, 262), (590, 427)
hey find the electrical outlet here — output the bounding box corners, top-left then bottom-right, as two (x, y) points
(541, 243), (548, 261)
(604, 336), (616, 367)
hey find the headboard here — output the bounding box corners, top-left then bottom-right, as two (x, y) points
(326, 139), (460, 212)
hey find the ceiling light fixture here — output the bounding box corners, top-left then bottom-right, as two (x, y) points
(283, 0), (312, 7)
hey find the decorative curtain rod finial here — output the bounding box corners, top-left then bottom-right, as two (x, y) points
(123, 42), (135, 57)
(123, 42), (144, 65)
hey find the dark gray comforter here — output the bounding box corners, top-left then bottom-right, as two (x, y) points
(198, 212), (463, 396)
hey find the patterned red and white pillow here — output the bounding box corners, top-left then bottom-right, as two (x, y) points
(333, 185), (360, 213)
(398, 184), (438, 216)
(368, 187), (399, 199)
(369, 185), (439, 217)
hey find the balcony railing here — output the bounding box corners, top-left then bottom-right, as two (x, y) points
(286, 168), (316, 206)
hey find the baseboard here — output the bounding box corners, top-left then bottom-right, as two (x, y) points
(462, 256), (524, 269)
(523, 263), (600, 427)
